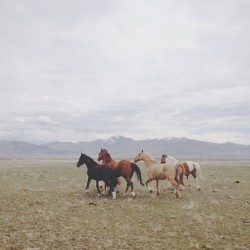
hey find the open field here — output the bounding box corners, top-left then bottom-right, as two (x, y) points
(0, 158), (250, 250)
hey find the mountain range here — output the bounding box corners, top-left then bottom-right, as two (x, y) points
(0, 136), (250, 159)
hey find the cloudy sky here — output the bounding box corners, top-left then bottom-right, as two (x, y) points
(0, 0), (250, 145)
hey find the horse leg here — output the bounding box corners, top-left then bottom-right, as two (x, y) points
(130, 180), (135, 197)
(109, 179), (116, 200)
(123, 177), (135, 197)
(179, 172), (186, 191)
(156, 180), (160, 195)
(86, 177), (92, 193)
(175, 164), (182, 184)
(191, 170), (201, 190)
(194, 163), (204, 190)
(145, 178), (154, 193)
(196, 177), (201, 190)
(112, 189), (116, 200)
(168, 178), (181, 198)
(102, 183), (108, 194)
(192, 168), (197, 178)
(99, 181), (108, 194)
(96, 181), (101, 197)
(123, 183), (129, 196)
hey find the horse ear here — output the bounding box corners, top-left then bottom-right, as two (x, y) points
(142, 149), (143, 152)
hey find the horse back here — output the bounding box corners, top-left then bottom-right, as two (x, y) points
(103, 160), (118, 169)
(148, 162), (175, 180)
(116, 159), (132, 177)
(162, 162), (177, 177)
(118, 159), (131, 168)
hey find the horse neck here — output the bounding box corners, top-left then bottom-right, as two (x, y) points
(102, 153), (114, 165)
(84, 158), (98, 169)
(143, 154), (157, 167)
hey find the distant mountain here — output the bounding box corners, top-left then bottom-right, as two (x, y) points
(0, 141), (67, 157)
(1, 136), (250, 159)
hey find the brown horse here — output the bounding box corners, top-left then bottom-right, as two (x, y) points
(161, 154), (204, 190)
(98, 148), (144, 197)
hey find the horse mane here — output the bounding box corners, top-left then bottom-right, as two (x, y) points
(101, 149), (113, 161)
(168, 155), (178, 163)
(106, 152), (112, 160)
(143, 151), (158, 164)
(84, 154), (99, 165)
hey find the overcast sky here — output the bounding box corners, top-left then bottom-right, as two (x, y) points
(0, 0), (250, 145)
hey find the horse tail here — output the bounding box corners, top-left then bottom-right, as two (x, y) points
(176, 164), (186, 186)
(194, 162), (205, 180)
(130, 162), (144, 186)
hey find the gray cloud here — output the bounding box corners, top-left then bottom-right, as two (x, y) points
(0, 0), (250, 144)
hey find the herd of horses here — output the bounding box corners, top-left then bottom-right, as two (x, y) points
(76, 149), (204, 200)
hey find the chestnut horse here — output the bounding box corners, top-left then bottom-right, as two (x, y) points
(134, 150), (184, 198)
(98, 148), (144, 197)
(161, 154), (204, 190)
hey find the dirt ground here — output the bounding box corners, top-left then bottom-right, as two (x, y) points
(0, 158), (249, 249)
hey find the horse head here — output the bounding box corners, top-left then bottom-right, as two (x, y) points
(76, 153), (98, 168)
(98, 148), (109, 161)
(134, 150), (144, 162)
(76, 153), (96, 168)
(161, 154), (168, 164)
(76, 153), (87, 167)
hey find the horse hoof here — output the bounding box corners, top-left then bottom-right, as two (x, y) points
(131, 192), (136, 197)
(98, 193), (101, 197)
(85, 189), (89, 193)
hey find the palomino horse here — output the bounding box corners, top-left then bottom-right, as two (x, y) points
(98, 148), (144, 197)
(134, 150), (183, 198)
(161, 154), (204, 190)
(76, 153), (118, 199)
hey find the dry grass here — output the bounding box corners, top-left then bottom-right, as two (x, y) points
(0, 158), (250, 249)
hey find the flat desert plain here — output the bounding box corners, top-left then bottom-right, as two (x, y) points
(0, 158), (249, 250)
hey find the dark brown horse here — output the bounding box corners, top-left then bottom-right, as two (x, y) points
(98, 148), (144, 197)
(76, 153), (118, 199)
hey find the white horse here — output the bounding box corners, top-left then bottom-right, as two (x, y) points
(161, 154), (204, 190)
(134, 150), (183, 198)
